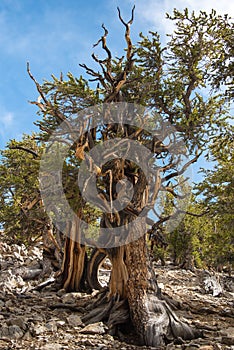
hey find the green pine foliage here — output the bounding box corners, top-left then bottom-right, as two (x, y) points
(0, 135), (47, 243)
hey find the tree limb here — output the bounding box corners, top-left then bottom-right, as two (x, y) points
(9, 146), (39, 158)
(162, 152), (201, 182)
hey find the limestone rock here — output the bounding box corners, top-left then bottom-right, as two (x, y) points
(61, 293), (76, 304)
(45, 320), (58, 332)
(33, 323), (48, 335)
(204, 276), (222, 297)
(67, 314), (83, 327)
(80, 322), (107, 335)
(7, 316), (27, 330)
(8, 325), (24, 339)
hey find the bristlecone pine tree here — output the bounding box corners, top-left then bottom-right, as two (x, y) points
(27, 7), (233, 347)
(0, 135), (45, 243)
(195, 126), (234, 270)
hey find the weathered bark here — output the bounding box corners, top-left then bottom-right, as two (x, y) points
(85, 224), (198, 346)
(108, 246), (128, 299)
(82, 160), (198, 346)
(87, 248), (106, 290)
(59, 217), (87, 292)
(125, 224), (197, 347)
(42, 223), (64, 276)
(83, 232), (198, 346)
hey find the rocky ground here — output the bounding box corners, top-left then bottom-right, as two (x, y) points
(0, 241), (233, 350)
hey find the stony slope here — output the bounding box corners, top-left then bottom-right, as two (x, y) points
(0, 241), (233, 350)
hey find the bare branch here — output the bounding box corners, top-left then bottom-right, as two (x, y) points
(104, 7), (135, 102)
(78, 7), (135, 103)
(34, 122), (52, 135)
(117, 5), (135, 27)
(29, 100), (46, 112)
(117, 6), (135, 61)
(9, 145), (39, 158)
(27, 62), (48, 105)
(22, 195), (41, 210)
(28, 62), (74, 131)
(150, 169), (161, 204)
(162, 152), (201, 182)
(93, 24), (112, 63)
(174, 205), (209, 217)
(79, 63), (108, 89)
(161, 186), (187, 199)
(92, 23), (113, 84)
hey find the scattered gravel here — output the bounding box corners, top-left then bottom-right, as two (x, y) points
(0, 241), (233, 349)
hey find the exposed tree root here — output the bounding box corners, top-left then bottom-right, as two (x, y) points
(82, 293), (130, 335)
(141, 292), (200, 346)
(81, 288), (200, 346)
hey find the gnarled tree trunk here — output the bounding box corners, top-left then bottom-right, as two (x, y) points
(42, 222), (64, 276)
(59, 216), (87, 292)
(82, 165), (198, 346)
(125, 225), (196, 346)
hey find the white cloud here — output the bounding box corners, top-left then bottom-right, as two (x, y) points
(127, 0), (234, 37)
(0, 5), (91, 72)
(0, 111), (15, 148)
(0, 112), (14, 128)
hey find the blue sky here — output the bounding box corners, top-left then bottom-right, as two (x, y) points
(0, 0), (233, 182)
